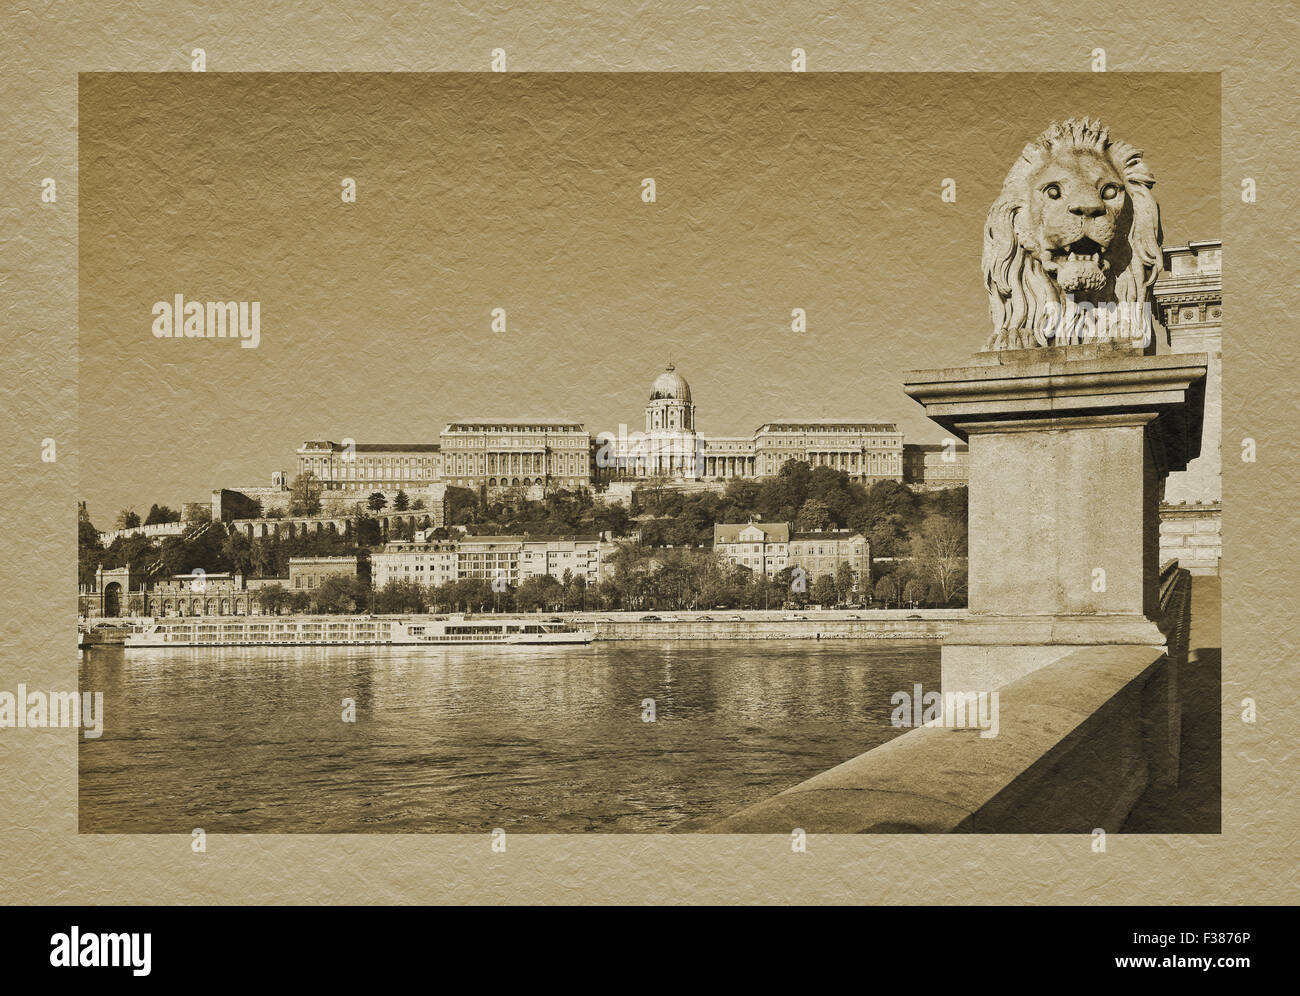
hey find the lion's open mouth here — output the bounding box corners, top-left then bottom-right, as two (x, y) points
(1041, 236), (1109, 292)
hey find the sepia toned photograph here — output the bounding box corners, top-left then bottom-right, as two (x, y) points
(69, 71), (1223, 838)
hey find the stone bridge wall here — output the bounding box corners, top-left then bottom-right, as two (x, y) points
(709, 567), (1193, 833)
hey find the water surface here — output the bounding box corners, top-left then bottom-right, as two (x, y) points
(79, 640), (938, 833)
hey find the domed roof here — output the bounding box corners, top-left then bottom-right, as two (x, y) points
(650, 363), (691, 403)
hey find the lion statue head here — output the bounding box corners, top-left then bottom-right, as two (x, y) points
(982, 118), (1162, 350)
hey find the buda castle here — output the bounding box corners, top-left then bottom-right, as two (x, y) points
(280, 364), (966, 505)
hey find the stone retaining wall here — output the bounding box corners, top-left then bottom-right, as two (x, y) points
(590, 618), (956, 640)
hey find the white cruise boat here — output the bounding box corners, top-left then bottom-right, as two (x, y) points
(123, 615), (595, 648)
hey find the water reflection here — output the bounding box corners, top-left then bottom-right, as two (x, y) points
(79, 640), (938, 833)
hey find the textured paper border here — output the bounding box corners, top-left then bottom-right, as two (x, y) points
(1, 2), (1294, 904)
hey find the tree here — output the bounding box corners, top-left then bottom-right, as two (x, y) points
(774, 565), (806, 608)
(795, 498), (833, 532)
(411, 498), (426, 511)
(834, 562), (857, 605)
(248, 538), (273, 579)
(865, 480), (918, 523)
(322, 497), (356, 518)
(910, 514), (968, 606)
(314, 574), (365, 613)
(902, 578), (925, 607)
(255, 583), (290, 615)
(393, 489), (410, 512)
(866, 516), (908, 559)
(811, 573), (837, 607)
(143, 504), (181, 526)
(220, 529), (254, 578)
(114, 508), (141, 530)
(590, 500), (629, 539)
(354, 515), (383, 547)
(515, 575), (563, 612)
(445, 486), (480, 525)
(78, 504), (104, 588)
(874, 574), (899, 609)
(289, 473), (323, 516)
(566, 574), (587, 611)
(367, 492), (388, 513)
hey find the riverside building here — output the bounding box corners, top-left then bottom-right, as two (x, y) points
(713, 522), (871, 593)
(371, 532), (601, 590)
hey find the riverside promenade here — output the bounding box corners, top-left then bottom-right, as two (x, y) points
(81, 607), (965, 644)
(572, 608), (962, 641)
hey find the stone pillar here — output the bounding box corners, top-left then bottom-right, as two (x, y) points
(904, 342), (1207, 692)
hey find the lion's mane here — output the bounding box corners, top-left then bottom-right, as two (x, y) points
(982, 119), (1162, 350)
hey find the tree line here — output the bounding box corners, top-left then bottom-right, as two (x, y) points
(80, 459), (969, 608)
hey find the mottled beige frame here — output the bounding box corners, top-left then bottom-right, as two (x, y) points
(0, 2), (1293, 904)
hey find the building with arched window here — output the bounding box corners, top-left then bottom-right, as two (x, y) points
(595, 365), (906, 486)
(1153, 240), (1222, 575)
(296, 442), (442, 492)
(438, 421), (592, 495)
(78, 566), (147, 618)
(146, 573), (265, 617)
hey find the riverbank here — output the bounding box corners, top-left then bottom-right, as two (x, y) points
(579, 616), (956, 639)
(79, 608), (965, 643)
(578, 611), (961, 640)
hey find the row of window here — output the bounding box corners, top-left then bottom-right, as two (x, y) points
(725, 544), (858, 555)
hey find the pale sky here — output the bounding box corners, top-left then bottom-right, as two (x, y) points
(78, 72), (1220, 519)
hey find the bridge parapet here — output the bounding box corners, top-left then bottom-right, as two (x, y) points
(708, 567), (1192, 834)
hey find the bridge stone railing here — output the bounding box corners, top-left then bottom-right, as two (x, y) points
(707, 565), (1193, 834)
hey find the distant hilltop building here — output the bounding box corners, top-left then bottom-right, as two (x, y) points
(595, 364), (909, 487)
(1153, 240), (1222, 575)
(439, 421), (592, 492)
(205, 365), (968, 517)
(902, 442), (970, 492)
(296, 441), (443, 492)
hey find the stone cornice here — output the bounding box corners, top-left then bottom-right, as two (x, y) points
(905, 347), (1206, 419)
(903, 344), (1208, 470)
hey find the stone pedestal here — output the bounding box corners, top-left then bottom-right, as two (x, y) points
(904, 342), (1207, 692)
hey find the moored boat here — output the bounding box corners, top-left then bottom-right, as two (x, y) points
(123, 614), (594, 648)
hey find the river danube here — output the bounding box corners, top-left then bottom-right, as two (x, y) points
(79, 640), (937, 833)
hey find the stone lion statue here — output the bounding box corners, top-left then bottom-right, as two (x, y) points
(982, 118), (1162, 350)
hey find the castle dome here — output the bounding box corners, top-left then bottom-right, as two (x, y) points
(650, 363), (691, 403)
